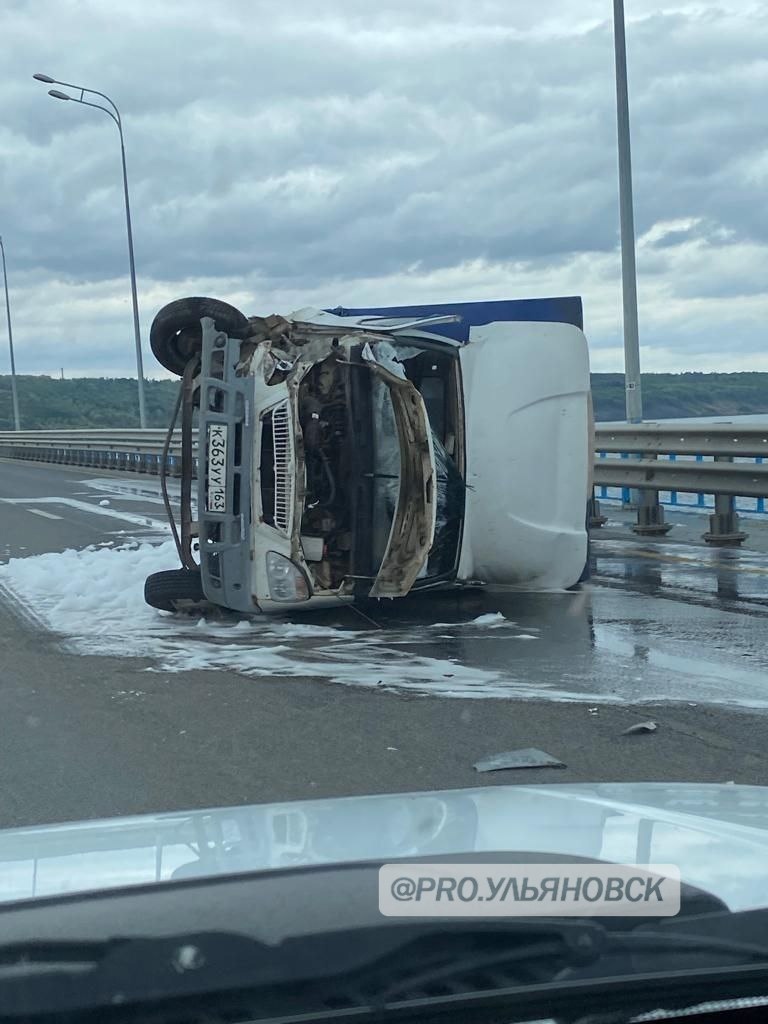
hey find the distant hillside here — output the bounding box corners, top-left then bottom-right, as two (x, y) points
(1, 372), (768, 430)
(591, 372), (768, 421)
(0, 376), (179, 430)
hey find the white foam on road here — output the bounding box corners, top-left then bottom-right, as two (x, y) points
(3, 542), (768, 706)
(469, 612), (507, 627)
(0, 541), (526, 697)
(0, 541), (181, 643)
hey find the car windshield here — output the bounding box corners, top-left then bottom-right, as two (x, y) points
(2, 2), (768, 1022)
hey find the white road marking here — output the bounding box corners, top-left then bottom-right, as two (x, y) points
(28, 509), (63, 520)
(72, 491), (169, 505)
(79, 478), (182, 502)
(0, 497), (168, 531)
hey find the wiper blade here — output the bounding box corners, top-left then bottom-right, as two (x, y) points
(378, 926), (768, 1006)
(0, 931), (277, 1019)
(0, 938), (122, 972)
(1, 909), (767, 1022)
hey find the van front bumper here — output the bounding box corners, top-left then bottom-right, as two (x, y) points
(183, 317), (258, 614)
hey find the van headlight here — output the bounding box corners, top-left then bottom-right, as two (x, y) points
(266, 552), (310, 602)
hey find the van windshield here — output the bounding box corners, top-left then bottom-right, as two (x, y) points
(371, 375), (400, 566)
(427, 433), (465, 578)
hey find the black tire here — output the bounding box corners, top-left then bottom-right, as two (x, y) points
(144, 568), (205, 612)
(149, 296), (249, 376)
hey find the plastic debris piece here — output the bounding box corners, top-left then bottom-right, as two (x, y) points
(474, 748), (566, 773)
(99, 499), (111, 507)
(622, 721), (658, 735)
(588, 707), (599, 715)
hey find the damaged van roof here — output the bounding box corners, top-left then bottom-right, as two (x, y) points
(325, 295), (584, 343)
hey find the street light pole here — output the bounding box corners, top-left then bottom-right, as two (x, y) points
(0, 235), (21, 431)
(612, 0), (643, 424)
(611, 5), (672, 533)
(34, 74), (147, 428)
(116, 114), (147, 430)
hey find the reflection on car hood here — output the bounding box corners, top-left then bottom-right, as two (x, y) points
(1, 783), (767, 909)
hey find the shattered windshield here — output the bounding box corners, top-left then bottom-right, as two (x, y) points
(427, 432), (465, 578)
(371, 374), (400, 567)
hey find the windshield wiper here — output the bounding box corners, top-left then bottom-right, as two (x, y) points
(0, 938), (123, 973)
(0, 931), (278, 1019)
(376, 921), (768, 1006)
(2, 915), (768, 1023)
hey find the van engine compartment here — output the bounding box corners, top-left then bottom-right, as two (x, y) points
(297, 355), (356, 592)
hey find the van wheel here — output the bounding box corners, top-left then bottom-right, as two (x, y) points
(150, 296), (249, 376)
(144, 568), (205, 612)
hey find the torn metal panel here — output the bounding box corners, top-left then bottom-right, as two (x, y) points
(367, 361), (437, 599)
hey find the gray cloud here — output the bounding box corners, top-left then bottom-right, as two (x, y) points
(1, 0), (767, 378)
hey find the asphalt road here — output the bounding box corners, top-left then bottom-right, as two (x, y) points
(0, 459), (171, 557)
(1, 458), (767, 828)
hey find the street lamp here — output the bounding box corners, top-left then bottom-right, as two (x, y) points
(0, 235), (21, 431)
(611, 0), (643, 425)
(34, 72), (147, 428)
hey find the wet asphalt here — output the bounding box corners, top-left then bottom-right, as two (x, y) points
(0, 459), (766, 827)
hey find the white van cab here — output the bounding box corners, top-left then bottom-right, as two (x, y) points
(144, 296), (592, 614)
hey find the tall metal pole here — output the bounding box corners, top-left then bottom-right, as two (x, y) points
(0, 236), (21, 431)
(115, 117), (147, 429)
(612, 0), (643, 424)
(34, 75), (147, 427)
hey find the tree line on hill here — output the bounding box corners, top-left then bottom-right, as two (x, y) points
(1, 372), (767, 430)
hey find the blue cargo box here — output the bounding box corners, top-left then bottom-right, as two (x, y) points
(326, 296), (583, 344)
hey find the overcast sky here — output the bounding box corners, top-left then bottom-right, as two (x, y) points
(1, 0), (767, 379)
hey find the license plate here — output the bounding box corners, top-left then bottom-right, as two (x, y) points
(206, 424), (228, 513)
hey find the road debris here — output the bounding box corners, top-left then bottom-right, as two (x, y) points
(622, 721), (658, 735)
(474, 748), (566, 773)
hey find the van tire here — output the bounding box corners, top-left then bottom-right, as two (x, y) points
(150, 296), (249, 376)
(144, 568), (205, 612)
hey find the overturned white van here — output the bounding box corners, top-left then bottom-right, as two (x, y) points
(144, 296), (592, 614)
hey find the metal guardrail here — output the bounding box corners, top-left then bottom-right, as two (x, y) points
(593, 422), (768, 544)
(3, 423), (768, 544)
(0, 429), (182, 448)
(593, 457), (768, 500)
(595, 422), (768, 457)
(594, 424), (768, 498)
(0, 429), (189, 476)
